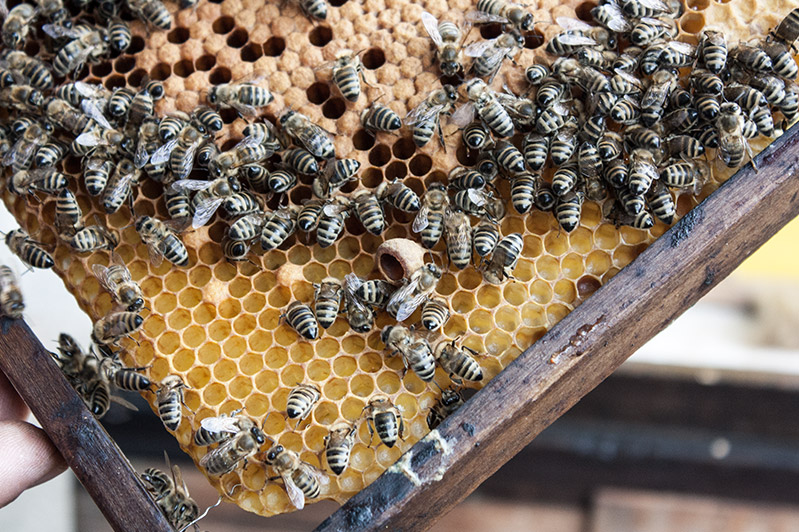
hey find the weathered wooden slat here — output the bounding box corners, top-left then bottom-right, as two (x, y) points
(316, 125), (799, 532)
(0, 320), (174, 532)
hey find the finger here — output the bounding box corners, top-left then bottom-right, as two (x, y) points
(0, 371), (28, 421)
(0, 420), (67, 507)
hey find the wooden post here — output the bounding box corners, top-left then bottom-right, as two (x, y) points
(316, 124), (799, 531)
(0, 320), (174, 532)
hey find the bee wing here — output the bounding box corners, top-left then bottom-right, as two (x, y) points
(395, 293), (428, 322)
(304, 463), (330, 485)
(421, 11), (443, 47)
(169, 178), (214, 194)
(81, 100), (113, 130)
(639, 16), (671, 28)
(75, 130), (103, 147)
(91, 263), (117, 293)
(464, 39), (497, 58)
(192, 197), (225, 228)
(467, 188), (488, 206)
(111, 252), (133, 280)
(641, 84), (668, 108)
(636, 0), (671, 12)
(150, 139), (178, 165)
(42, 23), (83, 39)
(556, 16), (593, 31)
(555, 33), (598, 46)
(145, 240), (165, 267)
(412, 205), (430, 232)
(232, 134), (264, 152)
(465, 10), (508, 24)
(344, 273), (364, 296)
(3, 139), (39, 167)
(75, 81), (103, 97)
(200, 416), (242, 434)
(230, 101), (258, 117)
(449, 103), (475, 128)
(667, 40), (696, 55)
(282, 472), (306, 510)
(0, 0), (8, 18)
(134, 141), (153, 169)
(613, 68), (643, 87)
(298, 125), (332, 158)
(175, 144), (200, 180)
(597, 2), (632, 32)
(66, 46), (96, 74)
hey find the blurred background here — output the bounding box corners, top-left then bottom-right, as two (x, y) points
(2, 202), (799, 532)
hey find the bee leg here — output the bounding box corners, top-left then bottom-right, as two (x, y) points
(398, 417), (406, 441)
(366, 418), (376, 448)
(746, 142), (758, 173)
(436, 121), (447, 153)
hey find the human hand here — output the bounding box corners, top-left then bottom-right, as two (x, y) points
(0, 369), (66, 507)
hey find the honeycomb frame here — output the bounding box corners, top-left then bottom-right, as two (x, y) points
(1, 0), (794, 518)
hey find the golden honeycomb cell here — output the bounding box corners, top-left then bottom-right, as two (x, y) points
(2, 0), (791, 519)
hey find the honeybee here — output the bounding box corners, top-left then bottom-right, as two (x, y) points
(126, 0), (172, 29)
(264, 444), (329, 510)
(169, 176), (241, 229)
(314, 277), (342, 329)
(299, 0), (328, 20)
(730, 44), (772, 72)
(363, 394), (404, 448)
(482, 232), (522, 284)
(8, 167), (68, 197)
(548, 17), (617, 56)
(73, 127), (125, 158)
(353, 277), (395, 308)
(317, 196), (351, 248)
(771, 8), (799, 45)
(92, 254), (144, 312)
(412, 183), (449, 248)
(1, 51), (53, 90)
(0, 265), (23, 322)
(46, 25), (110, 77)
(260, 205), (300, 251)
(155, 375), (186, 432)
(628, 148), (659, 195)
(141, 460), (199, 531)
(1, 3), (36, 49)
(127, 80), (165, 126)
(91, 311), (143, 346)
(279, 110), (335, 159)
(198, 415), (267, 476)
(386, 262), (442, 321)
(324, 421), (357, 475)
(208, 76), (274, 115)
(467, 0), (534, 32)
(451, 79), (515, 138)
(422, 12), (465, 78)
(135, 216), (189, 267)
(762, 40), (799, 80)
(465, 30), (524, 81)
(427, 387), (465, 430)
(55, 188), (82, 230)
(321, 49), (367, 102)
(151, 123), (207, 180)
(698, 29), (728, 73)
(444, 210), (472, 270)
(64, 224), (119, 253)
(5, 229), (53, 269)
(462, 122), (491, 150)
(377, 180), (421, 212)
(100, 355), (151, 392)
(361, 102), (403, 133)
(0, 85), (44, 114)
(716, 102), (753, 169)
(352, 189), (386, 235)
(286, 383), (321, 426)
(102, 158), (141, 213)
(3, 122), (49, 172)
(342, 273), (376, 332)
(421, 298), (450, 331)
(448, 166), (487, 191)
(284, 301), (318, 340)
(210, 135), (277, 178)
(473, 219), (501, 257)
(492, 139), (525, 174)
(434, 338), (484, 383)
(406, 85), (457, 147)
(381, 324), (436, 382)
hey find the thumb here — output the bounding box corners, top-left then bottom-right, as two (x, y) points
(0, 420), (67, 507)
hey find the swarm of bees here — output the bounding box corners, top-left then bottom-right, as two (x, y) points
(0, 0), (796, 517)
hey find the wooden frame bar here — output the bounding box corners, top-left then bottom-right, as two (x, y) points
(0, 320), (174, 532)
(316, 125), (799, 531)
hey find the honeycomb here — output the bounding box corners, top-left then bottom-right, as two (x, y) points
(1, 0), (793, 519)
